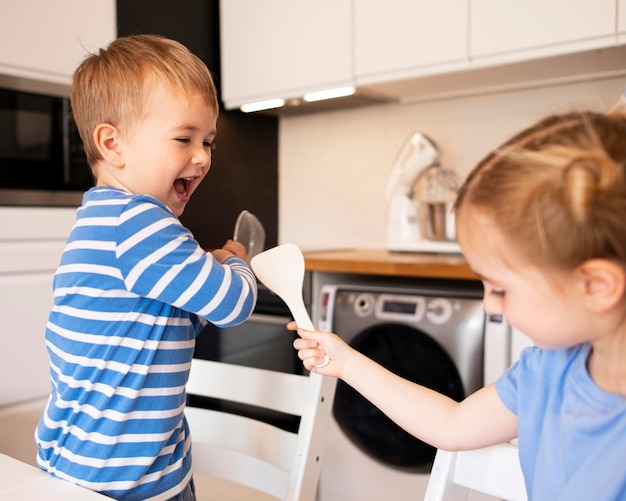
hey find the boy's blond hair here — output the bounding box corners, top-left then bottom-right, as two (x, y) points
(71, 34), (218, 167)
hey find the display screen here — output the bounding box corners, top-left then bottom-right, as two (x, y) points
(382, 300), (417, 315)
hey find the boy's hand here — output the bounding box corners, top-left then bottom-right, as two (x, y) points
(222, 239), (247, 259)
(211, 239), (248, 263)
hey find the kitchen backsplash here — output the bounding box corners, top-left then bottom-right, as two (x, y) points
(279, 75), (625, 251)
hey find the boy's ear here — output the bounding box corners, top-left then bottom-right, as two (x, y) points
(576, 259), (626, 312)
(93, 123), (124, 167)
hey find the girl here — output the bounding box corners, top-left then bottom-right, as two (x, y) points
(292, 109), (626, 500)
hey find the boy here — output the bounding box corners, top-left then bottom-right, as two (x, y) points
(35, 34), (257, 501)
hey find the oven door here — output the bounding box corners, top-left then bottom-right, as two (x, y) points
(0, 87), (63, 190)
(0, 87), (91, 207)
(193, 312), (301, 374)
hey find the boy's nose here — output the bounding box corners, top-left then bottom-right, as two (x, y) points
(192, 148), (211, 168)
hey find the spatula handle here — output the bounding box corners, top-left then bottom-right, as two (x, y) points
(289, 297), (315, 331)
(288, 294), (330, 368)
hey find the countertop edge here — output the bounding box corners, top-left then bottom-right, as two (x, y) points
(303, 249), (478, 281)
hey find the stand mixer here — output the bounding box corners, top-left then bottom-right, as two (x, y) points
(385, 132), (461, 253)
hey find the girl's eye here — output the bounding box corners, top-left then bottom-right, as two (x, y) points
(203, 141), (216, 150)
(176, 137), (191, 143)
(490, 288), (505, 298)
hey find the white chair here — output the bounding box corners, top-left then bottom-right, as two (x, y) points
(185, 358), (337, 501)
(424, 442), (527, 501)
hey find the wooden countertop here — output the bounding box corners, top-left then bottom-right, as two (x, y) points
(303, 249), (478, 280)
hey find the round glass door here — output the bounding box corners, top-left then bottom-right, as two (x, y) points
(333, 323), (465, 471)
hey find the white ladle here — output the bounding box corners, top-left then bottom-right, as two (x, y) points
(250, 243), (329, 368)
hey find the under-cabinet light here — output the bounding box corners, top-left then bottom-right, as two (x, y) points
(240, 98), (285, 113)
(303, 86), (355, 102)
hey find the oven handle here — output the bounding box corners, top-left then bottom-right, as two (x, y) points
(247, 312), (294, 326)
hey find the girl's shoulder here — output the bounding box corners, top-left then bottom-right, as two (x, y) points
(502, 343), (590, 393)
(496, 343), (592, 415)
(517, 342), (589, 370)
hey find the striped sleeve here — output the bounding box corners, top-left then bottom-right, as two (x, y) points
(87, 194), (256, 327)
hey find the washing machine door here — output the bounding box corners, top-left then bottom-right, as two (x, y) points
(333, 323), (465, 472)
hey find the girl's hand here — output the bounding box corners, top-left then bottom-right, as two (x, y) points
(288, 321), (349, 377)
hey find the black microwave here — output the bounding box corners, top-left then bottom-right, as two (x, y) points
(0, 87), (92, 207)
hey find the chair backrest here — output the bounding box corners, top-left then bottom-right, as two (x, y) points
(424, 442), (527, 501)
(185, 358), (337, 501)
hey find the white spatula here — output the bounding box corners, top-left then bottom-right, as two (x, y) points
(250, 243), (329, 367)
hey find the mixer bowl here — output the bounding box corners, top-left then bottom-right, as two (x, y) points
(422, 201), (456, 241)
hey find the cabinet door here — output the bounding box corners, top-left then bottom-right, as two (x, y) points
(0, 0), (116, 87)
(470, 0), (615, 60)
(354, 0), (468, 85)
(0, 240), (67, 407)
(219, 0), (352, 109)
(0, 270), (55, 406)
(0, 208), (73, 406)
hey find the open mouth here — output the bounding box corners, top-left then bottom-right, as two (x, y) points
(174, 177), (193, 198)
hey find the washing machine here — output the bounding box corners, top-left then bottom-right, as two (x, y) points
(315, 277), (504, 501)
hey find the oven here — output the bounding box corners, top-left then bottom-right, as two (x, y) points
(0, 87), (91, 207)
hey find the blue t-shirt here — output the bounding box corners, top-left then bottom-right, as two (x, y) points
(496, 343), (626, 500)
(35, 187), (257, 501)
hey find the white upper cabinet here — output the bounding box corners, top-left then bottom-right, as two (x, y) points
(353, 0), (468, 85)
(0, 0), (116, 91)
(219, 0), (352, 109)
(470, 0), (616, 63)
(220, 0), (624, 109)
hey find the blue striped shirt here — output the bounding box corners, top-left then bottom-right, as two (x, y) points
(35, 187), (257, 500)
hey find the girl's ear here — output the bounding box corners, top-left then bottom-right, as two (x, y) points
(93, 123), (124, 167)
(576, 259), (626, 312)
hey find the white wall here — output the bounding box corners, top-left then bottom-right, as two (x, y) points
(279, 76), (626, 251)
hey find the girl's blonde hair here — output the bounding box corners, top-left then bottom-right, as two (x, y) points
(455, 110), (626, 270)
(71, 34), (219, 166)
